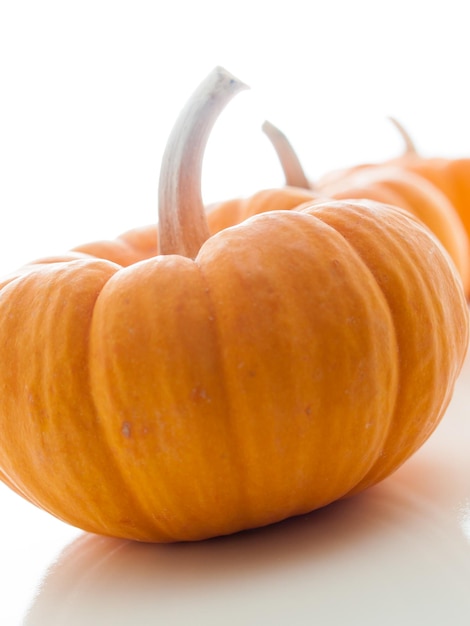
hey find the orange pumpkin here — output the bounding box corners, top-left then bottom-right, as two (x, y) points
(0, 68), (467, 543)
(263, 121), (470, 297)
(383, 118), (470, 254)
(316, 117), (470, 243)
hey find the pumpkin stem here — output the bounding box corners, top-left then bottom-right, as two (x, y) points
(387, 116), (418, 155)
(158, 67), (248, 258)
(262, 120), (310, 189)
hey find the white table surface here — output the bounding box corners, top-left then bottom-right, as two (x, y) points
(1, 330), (469, 626)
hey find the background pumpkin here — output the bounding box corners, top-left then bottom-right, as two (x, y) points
(315, 117), (470, 246)
(68, 185), (322, 267)
(263, 121), (470, 297)
(0, 68), (467, 543)
(382, 119), (470, 259)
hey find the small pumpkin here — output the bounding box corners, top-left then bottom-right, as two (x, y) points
(263, 121), (470, 296)
(315, 117), (470, 239)
(381, 118), (470, 252)
(0, 68), (467, 543)
(74, 185), (321, 265)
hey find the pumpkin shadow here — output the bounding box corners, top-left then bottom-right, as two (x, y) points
(23, 448), (470, 626)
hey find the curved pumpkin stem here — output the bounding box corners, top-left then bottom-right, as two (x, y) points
(158, 67), (248, 258)
(262, 120), (310, 189)
(387, 117), (418, 156)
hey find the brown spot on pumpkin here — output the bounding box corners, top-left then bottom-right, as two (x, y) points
(305, 405), (312, 416)
(121, 421), (131, 438)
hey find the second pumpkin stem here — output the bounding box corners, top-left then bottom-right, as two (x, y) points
(262, 120), (310, 189)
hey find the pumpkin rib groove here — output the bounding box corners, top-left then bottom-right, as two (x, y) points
(0, 259), (149, 533)
(192, 259), (252, 523)
(299, 205), (402, 492)
(299, 202), (403, 452)
(196, 209), (400, 528)
(42, 260), (149, 534)
(87, 264), (185, 542)
(87, 255), (271, 542)
(306, 199), (468, 493)
(86, 277), (168, 541)
(310, 205), (416, 480)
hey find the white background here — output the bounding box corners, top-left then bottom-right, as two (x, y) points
(2, 1), (470, 273)
(1, 2), (470, 624)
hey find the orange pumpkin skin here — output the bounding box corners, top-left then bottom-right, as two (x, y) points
(71, 226), (160, 267)
(0, 197), (467, 542)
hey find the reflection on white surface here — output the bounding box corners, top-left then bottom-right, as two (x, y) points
(0, 491), (80, 626)
(22, 493), (470, 626)
(8, 350), (468, 625)
(459, 500), (470, 544)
